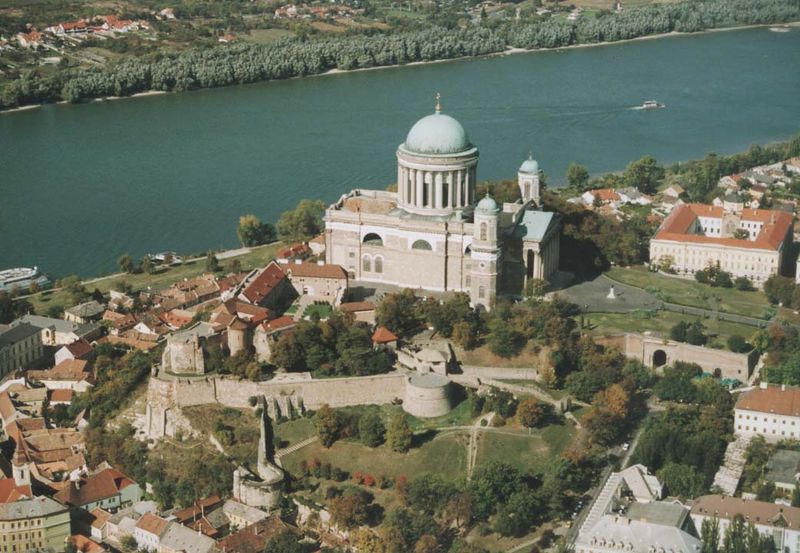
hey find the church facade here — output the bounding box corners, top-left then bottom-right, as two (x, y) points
(324, 103), (561, 310)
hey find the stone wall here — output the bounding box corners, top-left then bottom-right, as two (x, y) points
(458, 365), (540, 381)
(596, 333), (758, 381)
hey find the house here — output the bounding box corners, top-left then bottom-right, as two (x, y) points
(172, 495), (227, 538)
(283, 262), (348, 305)
(158, 274), (219, 309)
(54, 339), (93, 365)
(88, 507), (112, 541)
(734, 384), (800, 442)
(581, 188), (620, 206)
(157, 309), (194, 331)
(0, 496), (71, 552)
(27, 358), (94, 392)
(662, 184), (685, 199)
(339, 301), (376, 324)
(98, 330), (159, 351)
(221, 498), (269, 530)
(157, 7), (176, 20)
(12, 387), (48, 416)
(50, 388), (74, 406)
(217, 515), (299, 553)
(0, 323), (45, 377)
(210, 300), (270, 330)
(277, 243), (311, 262)
(64, 301), (105, 324)
(158, 520), (217, 553)
(764, 449), (800, 494)
(16, 30), (42, 48)
(237, 262), (293, 309)
(107, 290), (134, 311)
(102, 310), (137, 335)
(0, 478), (32, 503)
(54, 467), (142, 513)
(133, 512), (170, 551)
(11, 424), (88, 486)
(691, 495), (800, 553)
(69, 534), (109, 553)
(372, 326), (398, 351)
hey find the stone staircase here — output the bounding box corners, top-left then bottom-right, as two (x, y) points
(580, 472), (621, 534)
(712, 435), (751, 495)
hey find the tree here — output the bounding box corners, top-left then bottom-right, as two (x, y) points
(359, 411), (386, 447)
(277, 199), (326, 242)
(487, 318), (524, 358)
(493, 489), (539, 537)
(701, 517), (720, 553)
(406, 474), (456, 516)
(329, 489), (373, 529)
(140, 255), (155, 275)
(315, 404), (342, 447)
(566, 163), (590, 190)
(764, 275), (795, 305)
(118, 254), (135, 274)
(525, 278), (548, 298)
(670, 321), (688, 342)
(237, 214), (276, 247)
(386, 412), (413, 453)
(686, 322), (708, 346)
(517, 397), (546, 428)
(734, 276), (753, 291)
(623, 155), (664, 194)
(119, 535), (138, 552)
(205, 252), (220, 272)
(792, 482), (800, 507)
(726, 335), (749, 353)
(657, 462), (704, 497)
(265, 531), (308, 553)
(376, 289), (420, 336)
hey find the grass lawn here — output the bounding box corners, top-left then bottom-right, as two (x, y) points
(274, 417), (316, 447)
(474, 422), (575, 475)
(302, 303), (332, 320)
(243, 28), (294, 44)
(26, 242), (283, 315)
(583, 310), (760, 348)
(606, 266), (770, 319)
(333, 401), (476, 432)
(281, 431), (470, 483)
(454, 343), (543, 369)
(182, 404), (260, 466)
(494, 379), (566, 400)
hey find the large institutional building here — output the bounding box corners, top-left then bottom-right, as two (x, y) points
(324, 100), (561, 309)
(649, 200), (793, 287)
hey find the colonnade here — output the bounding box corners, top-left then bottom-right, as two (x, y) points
(397, 165), (476, 211)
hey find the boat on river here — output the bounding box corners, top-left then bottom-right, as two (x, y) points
(639, 100), (666, 110)
(0, 266), (50, 293)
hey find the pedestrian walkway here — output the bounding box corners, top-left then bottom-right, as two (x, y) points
(275, 436), (318, 459)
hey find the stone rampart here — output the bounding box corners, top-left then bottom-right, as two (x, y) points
(458, 365), (540, 381)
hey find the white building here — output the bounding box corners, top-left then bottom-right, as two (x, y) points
(324, 100), (561, 310)
(650, 203), (794, 287)
(691, 495), (800, 553)
(734, 383), (800, 442)
(576, 464), (700, 553)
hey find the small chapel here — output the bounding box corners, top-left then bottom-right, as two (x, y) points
(324, 97), (561, 309)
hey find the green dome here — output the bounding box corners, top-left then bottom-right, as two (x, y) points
(476, 194), (499, 213)
(404, 112), (471, 155)
(519, 157), (539, 174)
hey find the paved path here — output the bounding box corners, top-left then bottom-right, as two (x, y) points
(275, 436), (318, 459)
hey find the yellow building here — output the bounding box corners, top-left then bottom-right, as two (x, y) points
(0, 495), (71, 553)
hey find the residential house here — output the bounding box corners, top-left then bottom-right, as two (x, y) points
(663, 184), (685, 200)
(69, 534), (109, 553)
(734, 383), (800, 442)
(157, 309), (194, 331)
(64, 301), (105, 324)
(54, 467), (142, 513)
(27, 358), (94, 392)
(0, 478), (32, 503)
(277, 243), (311, 262)
(88, 507), (112, 541)
(581, 188), (620, 207)
(133, 512), (170, 551)
(158, 520), (217, 553)
(217, 515), (299, 553)
(107, 291), (134, 312)
(11, 424), (88, 486)
(0, 496), (71, 552)
(16, 30), (42, 48)
(102, 310), (137, 335)
(54, 339), (93, 365)
(50, 388), (74, 406)
(221, 498), (269, 530)
(283, 262), (348, 305)
(158, 274), (219, 309)
(0, 323), (44, 377)
(764, 449), (800, 495)
(691, 495), (800, 553)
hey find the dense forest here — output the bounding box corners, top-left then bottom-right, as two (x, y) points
(3, 0), (799, 109)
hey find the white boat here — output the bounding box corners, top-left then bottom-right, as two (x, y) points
(769, 26), (790, 32)
(0, 266), (50, 292)
(640, 100), (665, 110)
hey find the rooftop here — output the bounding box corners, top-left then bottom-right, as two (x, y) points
(735, 385), (800, 417)
(765, 449), (800, 486)
(285, 262), (348, 280)
(409, 373), (450, 388)
(241, 262), (286, 305)
(0, 323), (40, 347)
(691, 495), (800, 528)
(0, 495), (68, 520)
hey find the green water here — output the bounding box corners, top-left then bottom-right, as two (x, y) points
(1, 26), (799, 278)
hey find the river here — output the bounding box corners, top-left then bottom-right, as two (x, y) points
(1, 26), (799, 279)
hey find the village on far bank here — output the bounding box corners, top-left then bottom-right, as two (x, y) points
(2, 126), (800, 553)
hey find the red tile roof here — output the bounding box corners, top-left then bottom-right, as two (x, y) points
(89, 507), (111, 529)
(241, 262), (287, 305)
(285, 263), (347, 280)
(0, 479), (32, 503)
(691, 495), (800, 528)
(136, 512), (170, 537)
(654, 203), (793, 251)
(372, 326), (398, 344)
(0, 391), (17, 423)
(158, 309), (194, 329)
(587, 188), (620, 202)
(217, 516), (298, 553)
(27, 359), (91, 383)
(339, 301), (375, 313)
(50, 389), (74, 403)
(53, 468), (136, 507)
(261, 316), (296, 333)
(70, 535), (107, 553)
(736, 385), (800, 417)
(63, 340), (93, 359)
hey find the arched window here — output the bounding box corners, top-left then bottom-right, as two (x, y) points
(478, 286), (485, 299)
(363, 233), (383, 247)
(411, 240), (432, 251)
(480, 223), (487, 241)
(374, 256), (383, 273)
(362, 255), (371, 272)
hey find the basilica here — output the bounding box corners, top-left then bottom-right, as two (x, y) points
(323, 100), (561, 310)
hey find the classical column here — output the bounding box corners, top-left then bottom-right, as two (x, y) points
(447, 171), (454, 208)
(465, 170), (471, 205)
(416, 170), (424, 208)
(456, 171), (462, 207)
(435, 173), (443, 209)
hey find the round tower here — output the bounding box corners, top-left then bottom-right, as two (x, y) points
(518, 153), (541, 206)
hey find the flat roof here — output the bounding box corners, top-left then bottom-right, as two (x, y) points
(409, 373), (449, 388)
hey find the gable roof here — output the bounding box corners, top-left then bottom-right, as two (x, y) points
(241, 262), (287, 305)
(285, 262), (347, 280)
(60, 340), (93, 359)
(53, 468), (136, 507)
(136, 512), (170, 537)
(372, 326), (398, 344)
(0, 479), (32, 503)
(339, 301), (376, 313)
(736, 385), (800, 417)
(691, 495), (800, 528)
(217, 516), (298, 553)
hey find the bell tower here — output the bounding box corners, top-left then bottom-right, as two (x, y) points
(470, 194), (501, 311)
(518, 153), (541, 207)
